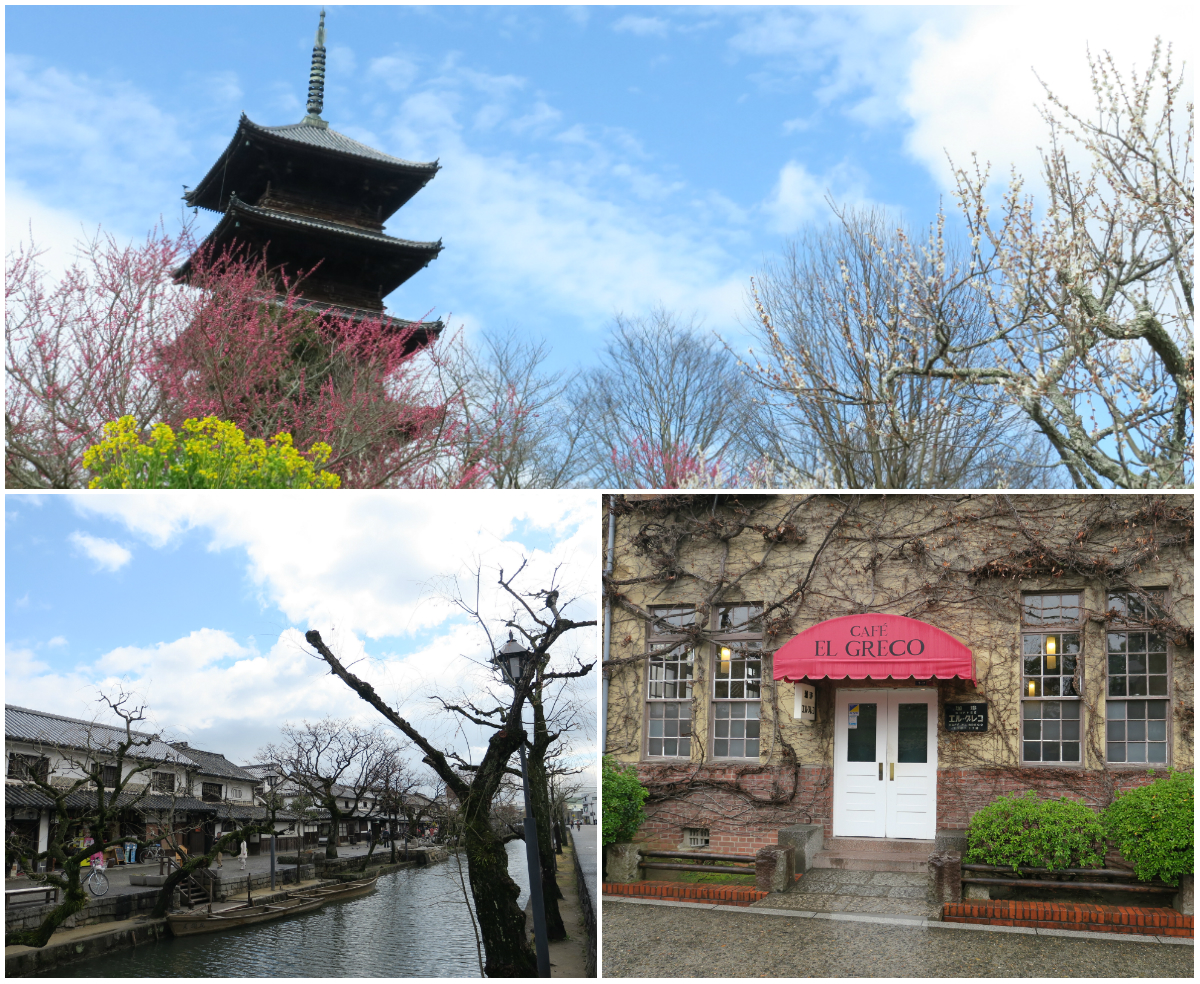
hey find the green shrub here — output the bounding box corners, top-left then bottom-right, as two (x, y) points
(965, 790), (1106, 871)
(602, 755), (649, 847)
(1103, 770), (1193, 886)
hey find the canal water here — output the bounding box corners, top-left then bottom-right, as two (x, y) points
(46, 842), (531, 978)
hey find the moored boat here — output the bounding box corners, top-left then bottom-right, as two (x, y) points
(289, 872), (379, 904)
(167, 894), (325, 937)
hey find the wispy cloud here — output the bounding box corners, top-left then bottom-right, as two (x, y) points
(613, 15), (670, 38)
(68, 531), (132, 572)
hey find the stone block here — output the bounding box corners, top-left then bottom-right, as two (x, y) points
(777, 824), (823, 873)
(604, 842), (641, 884)
(934, 829), (968, 854)
(927, 850), (962, 906)
(756, 845), (795, 894)
(1172, 873), (1193, 915)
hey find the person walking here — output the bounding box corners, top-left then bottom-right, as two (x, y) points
(238, 840), (248, 871)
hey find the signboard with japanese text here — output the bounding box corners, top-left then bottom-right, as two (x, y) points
(945, 702), (988, 732)
(793, 683), (818, 722)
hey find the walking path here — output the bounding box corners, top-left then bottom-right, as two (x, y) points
(5, 842), (385, 900)
(602, 897), (1192, 978)
(757, 868), (940, 919)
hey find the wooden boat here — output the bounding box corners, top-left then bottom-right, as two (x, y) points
(289, 872), (379, 905)
(167, 894), (325, 937)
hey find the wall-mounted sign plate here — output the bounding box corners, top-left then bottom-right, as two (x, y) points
(945, 702), (987, 732)
(794, 683), (817, 722)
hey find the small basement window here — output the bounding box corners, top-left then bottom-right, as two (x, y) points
(685, 827), (710, 848)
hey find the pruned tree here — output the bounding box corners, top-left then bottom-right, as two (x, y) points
(259, 719), (394, 859)
(4, 693), (159, 947)
(883, 40), (1193, 488)
(745, 206), (1061, 488)
(302, 562), (595, 977)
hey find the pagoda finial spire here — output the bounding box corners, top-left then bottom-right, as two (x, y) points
(302, 8), (328, 128)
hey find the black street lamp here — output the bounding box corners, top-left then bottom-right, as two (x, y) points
(493, 633), (551, 978)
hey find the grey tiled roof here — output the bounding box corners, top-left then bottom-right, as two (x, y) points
(5, 705), (188, 764)
(172, 745), (256, 782)
(251, 118), (438, 171)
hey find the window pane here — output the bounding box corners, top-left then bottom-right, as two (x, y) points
(1127, 743), (1146, 762)
(897, 703), (928, 763)
(1108, 633), (1126, 653)
(1024, 742), (1041, 761)
(1128, 653), (1146, 674)
(1148, 632), (1167, 652)
(663, 738), (677, 756)
(1062, 719), (1080, 741)
(715, 720), (729, 738)
(1128, 632), (1146, 652)
(1062, 742), (1080, 761)
(1147, 701), (1168, 719)
(1108, 701), (1126, 720)
(1043, 677), (1060, 696)
(745, 739), (759, 758)
(649, 738), (662, 756)
(1043, 742), (1061, 762)
(1023, 720), (1041, 740)
(1109, 676), (1127, 696)
(846, 703), (878, 763)
(1107, 720), (1126, 741)
(1127, 701), (1146, 718)
(1147, 720), (1166, 741)
(746, 720), (760, 739)
(1108, 653), (1126, 675)
(1025, 678), (1041, 697)
(1148, 743), (1166, 763)
(1061, 702), (1079, 719)
(1042, 720), (1060, 740)
(714, 739), (728, 756)
(1127, 720), (1145, 741)
(1128, 676), (1148, 696)
(649, 720), (664, 737)
(1024, 655), (1042, 675)
(1149, 676), (1168, 695)
(1063, 633), (1080, 654)
(731, 720), (745, 739)
(1107, 742), (1126, 762)
(1148, 653), (1167, 674)
(1023, 635), (1042, 655)
(746, 704), (760, 720)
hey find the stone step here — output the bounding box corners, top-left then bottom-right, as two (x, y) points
(823, 837), (935, 855)
(812, 837), (935, 873)
(811, 853), (931, 872)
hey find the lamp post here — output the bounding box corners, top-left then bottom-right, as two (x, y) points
(493, 633), (551, 978)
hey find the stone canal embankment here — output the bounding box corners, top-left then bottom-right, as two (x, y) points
(5, 851), (444, 978)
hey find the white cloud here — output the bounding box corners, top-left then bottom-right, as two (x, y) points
(68, 531), (133, 572)
(47, 636), (67, 648)
(762, 160), (873, 233)
(900, 8), (1183, 194)
(72, 491), (597, 643)
(613, 15), (670, 38)
(367, 54), (419, 92)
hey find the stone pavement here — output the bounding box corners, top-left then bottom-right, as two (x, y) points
(4, 842), (385, 900)
(571, 824), (597, 910)
(754, 868), (941, 920)
(602, 898), (1193, 978)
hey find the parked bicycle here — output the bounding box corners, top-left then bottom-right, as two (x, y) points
(141, 843), (164, 864)
(82, 857), (109, 897)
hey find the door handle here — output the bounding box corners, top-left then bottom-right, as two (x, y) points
(878, 762), (883, 781)
(890, 763), (895, 781)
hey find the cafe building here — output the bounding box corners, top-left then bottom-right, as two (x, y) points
(601, 493), (1193, 854)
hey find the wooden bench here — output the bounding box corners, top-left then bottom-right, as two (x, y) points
(638, 849), (757, 877)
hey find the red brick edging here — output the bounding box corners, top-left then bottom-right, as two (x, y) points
(603, 880), (768, 907)
(943, 899), (1193, 938)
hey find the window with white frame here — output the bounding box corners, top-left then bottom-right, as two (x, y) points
(1105, 590), (1170, 764)
(645, 606), (697, 758)
(1021, 593), (1082, 763)
(153, 771), (175, 793)
(712, 604), (764, 760)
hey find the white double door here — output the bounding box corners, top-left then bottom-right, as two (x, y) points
(832, 689), (937, 839)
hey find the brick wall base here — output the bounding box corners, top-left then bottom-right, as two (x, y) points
(943, 899), (1193, 937)
(603, 880), (768, 906)
(634, 764), (1179, 853)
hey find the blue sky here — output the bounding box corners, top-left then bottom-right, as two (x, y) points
(4, 491), (599, 786)
(6, 4), (1185, 374)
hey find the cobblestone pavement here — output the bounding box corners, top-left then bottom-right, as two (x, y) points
(753, 869), (941, 919)
(602, 900), (1193, 978)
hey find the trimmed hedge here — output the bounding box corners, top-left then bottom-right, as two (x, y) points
(965, 790), (1106, 871)
(602, 755), (649, 847)
(1103, 769), (1193, 887)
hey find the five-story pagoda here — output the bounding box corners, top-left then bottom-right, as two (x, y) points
(178, 10), (442, 349)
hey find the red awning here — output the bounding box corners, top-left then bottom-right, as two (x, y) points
(773, 613), (975, 683)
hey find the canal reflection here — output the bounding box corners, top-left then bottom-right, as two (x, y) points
(46, 842), (531, 978)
